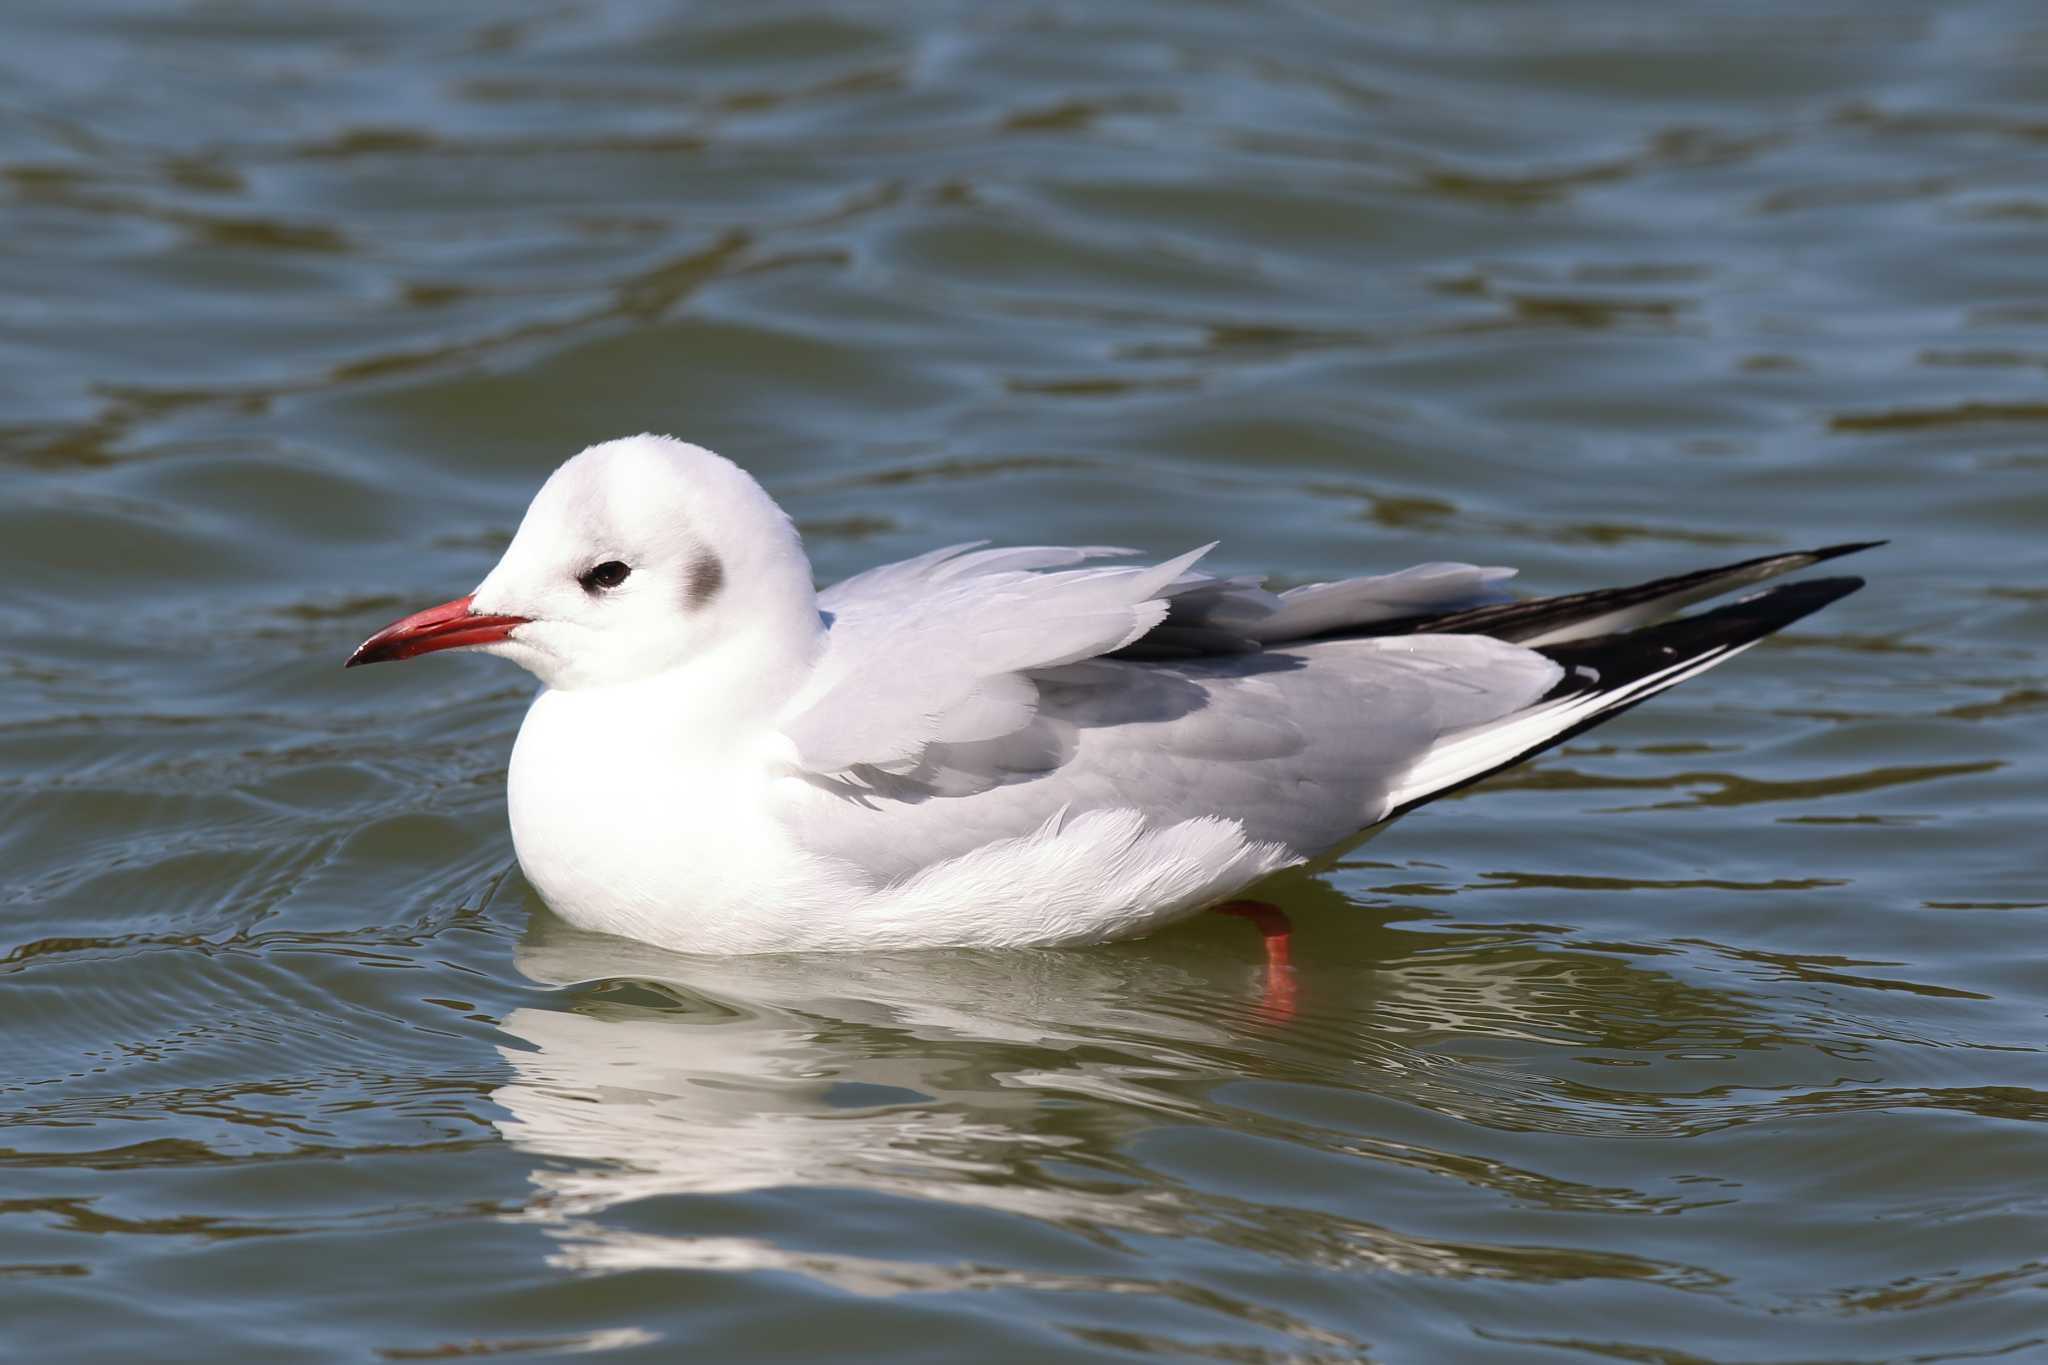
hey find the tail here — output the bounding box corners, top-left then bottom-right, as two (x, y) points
(1381, 572), (1867, 819)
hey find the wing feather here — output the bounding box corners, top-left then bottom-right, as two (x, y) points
(781, 544), (1213, 776)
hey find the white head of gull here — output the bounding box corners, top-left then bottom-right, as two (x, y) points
(351, 434), (1874, 958)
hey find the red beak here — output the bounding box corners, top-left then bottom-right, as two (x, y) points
(345, 594), (530, 668)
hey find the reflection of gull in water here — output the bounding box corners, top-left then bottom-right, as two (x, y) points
(495, 921), (1224, 1283)
(490, 909), (1742, 1305)
(499, 1002), (1127, 1286)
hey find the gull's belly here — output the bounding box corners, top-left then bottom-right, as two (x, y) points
(504, 688), (841, 952)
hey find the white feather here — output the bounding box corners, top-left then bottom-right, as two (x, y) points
(1384, 639), (1762, 812)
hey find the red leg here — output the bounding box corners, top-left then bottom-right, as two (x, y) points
(1214, 900), (1296, 1021)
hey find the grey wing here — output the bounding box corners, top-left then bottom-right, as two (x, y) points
(782, 541), (1519, 781)
(1035, 634), (1564, 851)
(781, 633), (1562, 882)
(781, 539), (1878, 882)
(1115, 562), (1520, 659)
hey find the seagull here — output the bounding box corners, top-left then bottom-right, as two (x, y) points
(348, 435), (1875, 958)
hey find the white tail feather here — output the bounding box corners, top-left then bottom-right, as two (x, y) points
(1383, 639), (1762, 815)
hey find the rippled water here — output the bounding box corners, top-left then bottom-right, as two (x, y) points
(5, 2), (2046, 1360)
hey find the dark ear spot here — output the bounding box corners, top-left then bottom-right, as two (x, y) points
(685, 552), (725, 610)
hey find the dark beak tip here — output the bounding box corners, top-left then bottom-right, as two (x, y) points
(342, 637), (386, 668)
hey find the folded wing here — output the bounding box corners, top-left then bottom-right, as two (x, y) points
(781, 542), (1530, 781)
(778, 539), (1874, 799)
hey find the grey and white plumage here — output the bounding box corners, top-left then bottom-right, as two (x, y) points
(347, 436), (1874, 954)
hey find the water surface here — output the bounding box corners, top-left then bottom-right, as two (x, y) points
(3, 2), (2045, 1361)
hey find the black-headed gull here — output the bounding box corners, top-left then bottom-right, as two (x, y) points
(348, 435), (1874, 956)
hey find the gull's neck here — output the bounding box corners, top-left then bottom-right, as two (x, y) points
(681, 608), (827, 727)
(688, 518), (830, 729)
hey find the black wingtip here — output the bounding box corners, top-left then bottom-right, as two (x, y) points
(1733, 572), (1866, 616)
(1808, 539), (1888, 563)
(1541, 573), (1865, 695)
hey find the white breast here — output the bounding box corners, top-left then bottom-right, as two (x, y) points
(506, 686), (839, 952)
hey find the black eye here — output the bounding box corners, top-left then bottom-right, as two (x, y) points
(579, 560), (631, 592)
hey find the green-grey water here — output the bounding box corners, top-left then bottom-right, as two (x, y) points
(4, 3), (2045, 1361)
